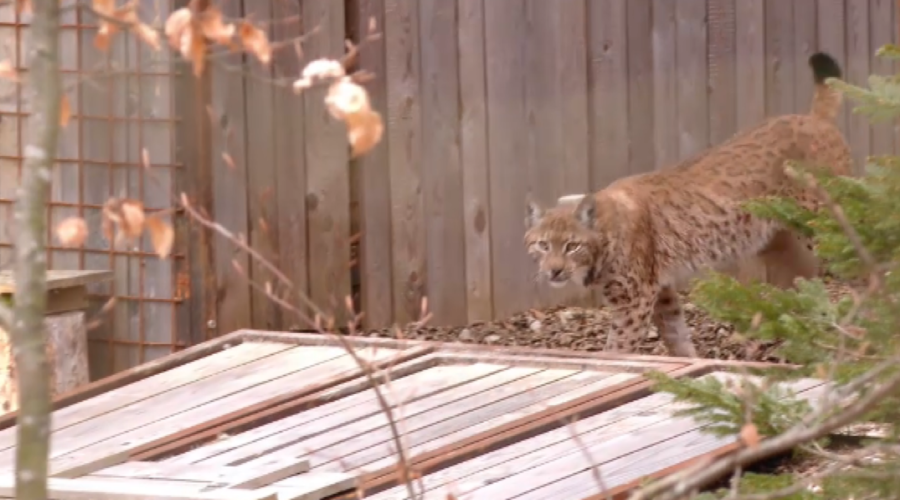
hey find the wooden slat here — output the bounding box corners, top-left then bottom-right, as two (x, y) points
(345, 372), (639, 474)
(652, 0), (678, 169)
(420, 0), (467, 324)
(792, 0), (818, 113)
(210, 0), (252, 335)
(735, 0), (766, 129)
(485, 0), (530, 317)
(588, 0), (631, 185)
(458, 0), (493, 323)
(870, 0), (895, 156)
(272, 0), (310, 328)
(270, 472), (357, 500)
(384, 0), (425, 324)
(708, 0), (737, 145)
(354, 0), (393, 329)
(627, 0), (655, 173)
(0, 476), (277, 500)
(0, 342), (291, 452)
(47, 347), (399, 477)
(95, 456), (308, 489)
(302, 0), (352, 324)
(305, 370), (610, 471)
(765, 0), (795, 116)
(442, 377), (826, 499)
(847, 0), (872, 169)
(676, 0), (709, 158)
(0, 270), (111, 294)
(208, 366), (549, 467)
(169, 363), (507, 466)
(818, 0), (849, 137)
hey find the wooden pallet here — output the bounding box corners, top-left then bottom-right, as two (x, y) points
(0, 330), (817, 500)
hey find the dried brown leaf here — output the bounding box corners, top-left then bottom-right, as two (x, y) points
(324, 77), (371, 120)
(238, 21), (271, 64)
(164, 7), (193, 49)
(120, 199), (146, 239)
(199, 5), (235, 46)
(16, 0), (31, 15)
(145, 214), (174, 259)
(55, 217), (88, 248)
(59, 93), (71, 128)
(347, 109), (383, 158)
(739, 423), (760, 449)
(0, 60), (19, 82)
(222, 152), (236, 171)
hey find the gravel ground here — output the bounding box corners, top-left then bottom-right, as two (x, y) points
(366, 277), (862, 363)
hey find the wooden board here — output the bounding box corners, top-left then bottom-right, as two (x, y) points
(0, 270), (112, 294)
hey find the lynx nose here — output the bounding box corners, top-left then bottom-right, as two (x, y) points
(549, 268), (564, 280)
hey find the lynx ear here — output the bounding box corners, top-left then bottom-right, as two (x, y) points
(525, 199), (544, 229)
(574, 194), (596, 228)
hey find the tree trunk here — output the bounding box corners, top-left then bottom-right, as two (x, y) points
(11, 0), (62, 498)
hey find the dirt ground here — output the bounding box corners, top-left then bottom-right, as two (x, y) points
(366, 277), (861, 363)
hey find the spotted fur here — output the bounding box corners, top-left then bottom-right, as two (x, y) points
(524, 52), (853, 358)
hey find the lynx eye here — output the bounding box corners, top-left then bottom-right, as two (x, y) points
(564, 241), (582, 253)
(536, 240), (550, 252)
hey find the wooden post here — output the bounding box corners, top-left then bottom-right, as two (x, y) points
(0, 270), (112, 414)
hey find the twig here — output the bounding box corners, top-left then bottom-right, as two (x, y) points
(565, 417), (611, 500)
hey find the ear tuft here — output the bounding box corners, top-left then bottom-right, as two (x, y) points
(574, 194), (596, 228)
(525, 200), (544, 229)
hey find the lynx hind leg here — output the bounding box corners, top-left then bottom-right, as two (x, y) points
(652, 286), (699, 358)
(757, 229), (819, 289)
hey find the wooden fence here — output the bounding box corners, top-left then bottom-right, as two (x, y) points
(207, 0), (900, 336)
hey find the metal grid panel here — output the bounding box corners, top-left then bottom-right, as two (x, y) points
(0, 1), (189, 379)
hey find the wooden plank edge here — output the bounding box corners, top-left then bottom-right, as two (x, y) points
(129, 345), (436, 462)
(0, 475), (279, 500)
(344, 362), (714, 498)
(0, 330), (248, 432)
(238, 330), (796, 370)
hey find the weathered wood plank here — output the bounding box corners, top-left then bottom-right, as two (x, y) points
(354, 0), (393, 329)
(175, 363), (507, 466)
(847, 0), (872, 170)
(676, 0), (709, 158)
(302, 0), (352, 324)
(627, 0), (655, 173)
(817, 0), (849, 137)
(458, 0), (494, 323)
(269, 472), (357, 500)
(306, 370), (609, 471)
(485, 0), (531, 317)
(233, 367), (557, 469)
(420, 0), (467, 324)
(95, 456), (309, 489)
(870, 0), (895, 156)
(588, 0), (630, 184)
(47, 347), (399, 477)
(385, 0), (425, 324)
(652, 0), (677, 169)
(0, 476), (277, 500)
(0, 342), (291, 452)
(792, 0), (818, 113)
(765, 0), (795, 116)
(0, 270), (111, 294)
(735, 0), (766, 129)
(272, 0), (310, 329)
(348, 372), (639, 474)
(708, 0), (737, 144)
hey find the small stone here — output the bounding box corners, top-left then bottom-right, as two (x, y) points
(646, 327), (659, 341)
(529, 320), (542, 333)
(484, 334), (502, 344)
(715, 327), (729, 336)
(683, 303), (697, 313)
(458, 328), (475, 342)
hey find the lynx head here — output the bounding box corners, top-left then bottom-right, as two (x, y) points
(524, 194), (601, 288)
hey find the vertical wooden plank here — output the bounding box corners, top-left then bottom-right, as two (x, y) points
(871, 0), (895, 156)
(676, 0), (709, 158)
(708, 0), (737, 145)
(847, 0), (871, 171)
(385, 0), (424, 324)
(458, 0), (493, 323)
(793, 0), (818, 114)
(272, 0), (310, 330)
(818, 0), (849, 135)
(652, 0), (678, 168)
(209, 0), (251, 337)
(419, 0), (467, 324)
(485, 0), (529, 317)
(243, 0), (279, 330)
(354, 0), (393, 329)
(588, 0), (630, 186)
(302, 0), (352, 323)
(627, 0), (655, 172)
(735, 0), (766, 129)
(765, 0), (795, 116)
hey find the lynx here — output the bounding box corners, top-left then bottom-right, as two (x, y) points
(524, 52), (852, 358)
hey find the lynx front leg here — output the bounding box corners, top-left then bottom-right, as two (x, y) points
(652, 286), (699, 358)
